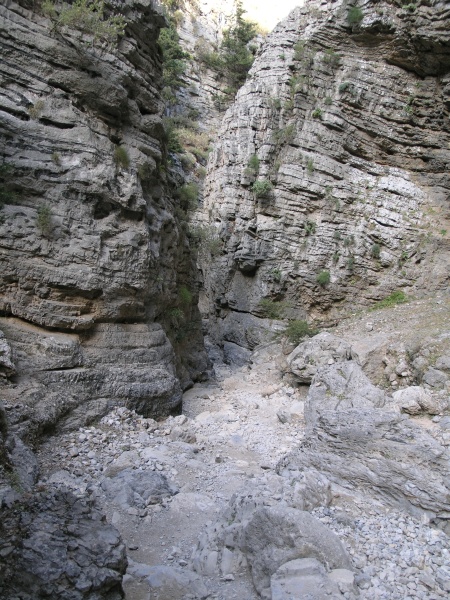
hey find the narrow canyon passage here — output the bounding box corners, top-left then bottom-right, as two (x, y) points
(36, 296), (450, 600)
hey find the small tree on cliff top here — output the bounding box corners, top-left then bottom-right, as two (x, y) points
(220, 2), (258, 93)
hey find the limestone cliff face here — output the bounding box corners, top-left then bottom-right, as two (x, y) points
(176, 0), (238, 123)
(199, 0), (450, 349)
(0, 0), (208, 445)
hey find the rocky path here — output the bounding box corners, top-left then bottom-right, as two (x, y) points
(37, 325), (450, 599)
(37, 344), (306, 599)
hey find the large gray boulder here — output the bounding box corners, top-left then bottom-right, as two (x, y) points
(279, 362), (450, 521)
(190, 472), (342, 595)
(100, 468), (178, 510)
(305, 361), (386, 431)
(287, 333), (352, 384)
(0, 487), (127, 599)
(241, 506), (352, 599)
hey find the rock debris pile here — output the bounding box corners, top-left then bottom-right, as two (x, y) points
(26, 307), (450, 599)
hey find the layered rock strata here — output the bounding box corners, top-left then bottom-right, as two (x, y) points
(279, 349), (450, 527)
(0, 0), (208, 447)
(198, 0), (450, 349)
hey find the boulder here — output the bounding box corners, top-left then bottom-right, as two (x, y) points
(278, 364), (450, 520)
(100, 469), (177, 510)
(392, 386), (441, 415)
(287, 333), (352, 384)
(270, 558), (355, 600)
(305, 361), (386, 431)
(0, 487), (127, 599)
(423, 367), (448, 388)
(241, 506), (352, 599)
(223, 341), (252, 366)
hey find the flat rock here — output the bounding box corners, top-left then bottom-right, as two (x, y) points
(126, 563), (209, 600)
(270, 558), (348, 600)
(100, 468), (177, 510)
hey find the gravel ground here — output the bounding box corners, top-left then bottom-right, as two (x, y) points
(37, 337), (450, 599)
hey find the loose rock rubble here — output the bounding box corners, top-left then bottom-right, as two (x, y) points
(33, 336), (449, 600)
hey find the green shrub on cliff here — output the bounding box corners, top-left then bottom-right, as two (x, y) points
(159, 22), (190, 95)
(251, 180), (273, 198)
(178, 182), (199, 211)
(42, 0), (126, 46)
(197, 2), (257, 103)
(316, 270), (331, 286)
(37, 204), (52, 236)
(114, 145), (130, 169)
(283, 320), (318, 345)
(258, 299), (286, 319)
(347, 6), (364, 26)
(371, 290), (408, 310)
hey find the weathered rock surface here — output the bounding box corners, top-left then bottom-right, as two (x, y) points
(33, 325), (450, 598)
(287, 332), (353, 383)
(279, 361), (450, 523)
(241, 506), (353, 598)
(0, 331), (15, 377)
(0, 0), (208, 441)
(198, 0), (450, 349)
(0, 486), (127, 600)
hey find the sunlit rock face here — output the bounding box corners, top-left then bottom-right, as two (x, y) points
(199, 0), (450, 348)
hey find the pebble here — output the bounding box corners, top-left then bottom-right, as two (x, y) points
(311, 505), (449, 599)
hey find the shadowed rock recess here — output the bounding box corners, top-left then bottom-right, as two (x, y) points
(198, 0), (450, 348)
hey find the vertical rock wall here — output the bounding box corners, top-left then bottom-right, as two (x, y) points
(0, 0), (208, 447)
(198, 0), (450, 348)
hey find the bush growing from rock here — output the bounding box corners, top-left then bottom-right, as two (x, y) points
(178, 182), (199, 211)
(371, 243), (381, 258)
(42, 0), (126, 46)
(178, 285), (192, 307)
(283, 320), (318, 345)
(304, 220), (316, 235)
(188, 224), (222, 258)
(114, 145), (129, 169)
(347, 6), (364, 25)
(251, 180), (273, 198)
(258, 299), (286, 319)
(371, 290), (408, 310)
(37, 204), (52, 235)
(316, 270), (330, 286)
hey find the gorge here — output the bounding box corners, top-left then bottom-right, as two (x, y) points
(0, 0), (449, 598)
